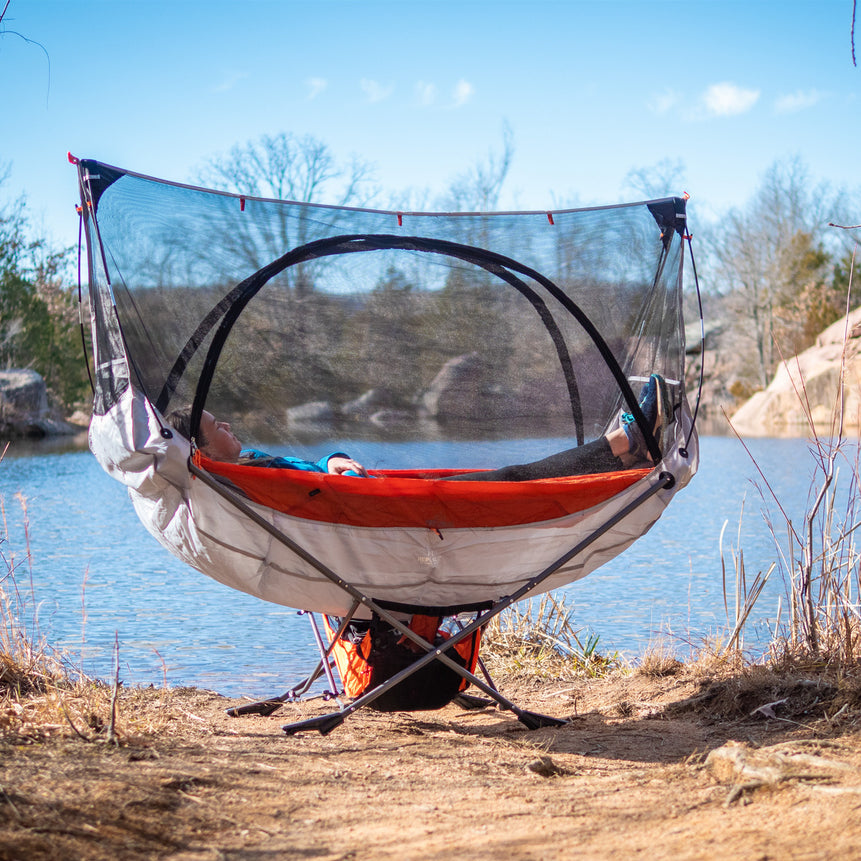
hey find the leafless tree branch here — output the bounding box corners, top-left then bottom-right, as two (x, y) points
(852, 0), (857, 66)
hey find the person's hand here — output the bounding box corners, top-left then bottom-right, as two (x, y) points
(326, 456), (368, 477)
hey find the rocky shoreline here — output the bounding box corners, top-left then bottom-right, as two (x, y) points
(730, 306), (861, 436)
(0, 369), (85, 440)
(8, 299), (861, 444)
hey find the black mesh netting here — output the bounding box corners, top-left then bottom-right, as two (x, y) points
(80, 160), (689, 470)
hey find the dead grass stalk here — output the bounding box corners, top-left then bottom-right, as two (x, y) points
(481, 592), (624, 681)
(725, 241), (861, 670)
(1, 463), (176, 744)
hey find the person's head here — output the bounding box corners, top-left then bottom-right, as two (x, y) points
(165, 406), (242, 462)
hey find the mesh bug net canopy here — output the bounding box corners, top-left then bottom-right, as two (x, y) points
(83, 160), (687, 452)
(76, 158), (698, 615)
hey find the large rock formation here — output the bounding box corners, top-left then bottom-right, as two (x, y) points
(419, 353), (519, 421)
(730, 307), (861, 436)
(0, 369), (78, 438)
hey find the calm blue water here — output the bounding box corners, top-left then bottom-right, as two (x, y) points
(0, 434), (848, 697)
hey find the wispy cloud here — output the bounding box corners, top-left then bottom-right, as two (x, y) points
(415, 80), (437, 106)
(212, 72), (248, 94)
(774, 88), (825, 114)
(360, 78), (394, 103)
(701, 82), (760, 117)
(647, 88), (681, 115)
(306, 77), (327, 100)
(414, 79), (474, 109)
(452, 79), (474, 107)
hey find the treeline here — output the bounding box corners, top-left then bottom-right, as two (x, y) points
(703, 158), (857, 400)
(0, 175), (90, 410)
(1, 135), (858, 419)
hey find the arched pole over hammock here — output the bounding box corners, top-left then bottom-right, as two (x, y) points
(158, 236), (588, 446)
(157, 233), (680, 464)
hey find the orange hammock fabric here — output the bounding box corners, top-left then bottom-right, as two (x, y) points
(197, 454), (650, 529)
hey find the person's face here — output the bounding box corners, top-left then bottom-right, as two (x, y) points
(199, 411), (242, 462)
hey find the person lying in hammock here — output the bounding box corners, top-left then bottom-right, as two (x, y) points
(167, 374), (671, 482)
(167, 406), (370, 476)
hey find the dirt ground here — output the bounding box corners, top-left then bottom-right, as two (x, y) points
(2, 668), (861, 861)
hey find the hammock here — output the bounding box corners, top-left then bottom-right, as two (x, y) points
(72, 155), (700, 731)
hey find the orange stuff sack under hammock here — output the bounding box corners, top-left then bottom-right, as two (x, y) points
(197, 453), (650, 530)
(323, 614), (483, 711)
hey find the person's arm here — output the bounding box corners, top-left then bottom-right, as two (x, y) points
(320, 453), (369, 477)
(240, 448), (368, 476)
(241, 449), (327, 472)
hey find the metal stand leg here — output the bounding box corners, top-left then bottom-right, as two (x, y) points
(282, 608), (568, 735)
(226, 601), (360, 718)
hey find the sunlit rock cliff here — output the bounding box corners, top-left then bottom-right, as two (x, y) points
(730, 307), (861, 437)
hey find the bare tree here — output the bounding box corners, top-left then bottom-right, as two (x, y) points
(193, 133), (378, 294)
(623, 158), (687, 201)
(196, 132), (376, 206)
(852, 0), (857, 66)
(709, 157), (838, 388)
(437, 123), (514, 212)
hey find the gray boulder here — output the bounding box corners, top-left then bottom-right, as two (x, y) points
(420, 352), (567, 421)
(0, 369), (77, 438)
(369, 409), (413, 427)
(286, 400), (336, 425)
(341, 389), (395, 420)
(420, 353), (513, 421)
(0, 369), (48, 417)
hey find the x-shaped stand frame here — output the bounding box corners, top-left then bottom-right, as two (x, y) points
(192, 460), (674, 735)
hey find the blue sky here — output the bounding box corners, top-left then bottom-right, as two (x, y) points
(2, 0), (859, 251)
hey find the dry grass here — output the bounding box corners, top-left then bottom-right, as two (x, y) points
(0, 487), (66, 694)
(0, 476), (179, 745)
(636, 643), (684, 677)
(718, 243), (861, 674)
(481, 592), (625, 681)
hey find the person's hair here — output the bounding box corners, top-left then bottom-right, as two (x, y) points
(165, 406), (206, 445)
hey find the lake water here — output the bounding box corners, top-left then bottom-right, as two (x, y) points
(0, 432), (848, 698)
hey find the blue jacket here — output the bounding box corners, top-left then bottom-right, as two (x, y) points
(240, 448), (357, 474)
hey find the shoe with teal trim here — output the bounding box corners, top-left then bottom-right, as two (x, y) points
(621, 374), (671, 463)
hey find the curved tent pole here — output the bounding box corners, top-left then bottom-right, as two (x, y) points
(155, 235), (587, 445)
(181, 234), (664, 458)
(153, 236), (569, 409)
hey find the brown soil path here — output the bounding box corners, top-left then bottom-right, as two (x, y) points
(2, 671), (861, 860)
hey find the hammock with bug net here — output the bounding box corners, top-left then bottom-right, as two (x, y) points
(72, 156), (700, 730)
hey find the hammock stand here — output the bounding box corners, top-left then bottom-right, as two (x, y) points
(202, 457), (674, 734)
(72, 156), (701, 736)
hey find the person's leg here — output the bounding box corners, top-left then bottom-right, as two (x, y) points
(445, 435), (622, 482)
(444, 374), (672, 483)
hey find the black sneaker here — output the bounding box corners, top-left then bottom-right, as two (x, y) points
(621, 374), (671, 463)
